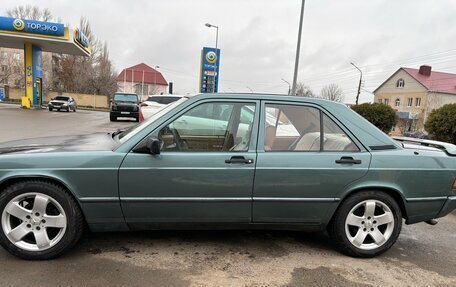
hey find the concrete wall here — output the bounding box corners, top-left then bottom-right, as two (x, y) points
(5, 87), (109, 108)
(425, 92), (456, 121)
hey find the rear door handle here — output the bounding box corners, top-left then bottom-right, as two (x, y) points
(225, 156), (254, 164)
(335, 156), (362, 164)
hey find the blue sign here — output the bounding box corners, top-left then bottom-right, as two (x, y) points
(0, 88), (4, 101)
(32, 45), (43, 105)
(74, 29), (90, 49)
(200, 47), (220, 93)
(0, 16), (65, 37)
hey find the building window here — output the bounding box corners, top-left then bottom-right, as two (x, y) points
(396, 79), (405, 88)
(13, 53), (20, 60)
(415, 98), (421, 107)
(1, 65), (7, 72)
(384, 98), (389, 105)
(395, 98), (400, 107)
(407, 98), (413, 107)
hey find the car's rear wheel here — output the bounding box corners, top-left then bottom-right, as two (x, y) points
(0, 181), (83, 260)
(328, 191), (402, 258)
(110, 114), (116, 122)
(48, 107), (52, 112)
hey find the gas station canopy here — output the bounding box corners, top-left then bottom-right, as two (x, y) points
(0, 31), (90, 56)
(0, 16), (91, 56)
(0, 16), (91, 108)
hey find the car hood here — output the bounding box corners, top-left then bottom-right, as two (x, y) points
(0, 133), (117, 155)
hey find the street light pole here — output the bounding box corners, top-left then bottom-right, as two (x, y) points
(281, 78), (291, 95)
(205, 23), (219, 93)
(291, 0), (306, 95)
(350, 62), (362, 105)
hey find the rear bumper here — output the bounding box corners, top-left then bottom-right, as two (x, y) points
(436, 196), (456, 218)
(110, 111), (139, 118)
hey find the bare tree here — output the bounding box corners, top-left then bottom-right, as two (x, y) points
(6, 5), (54, 21)
(0, 51), (23, 86)
(320, 83), (344, 102)
(295, 82), (315, 97)
(53, 17), (117, 97)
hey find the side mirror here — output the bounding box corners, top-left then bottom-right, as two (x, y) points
(146, 137), (162, 155)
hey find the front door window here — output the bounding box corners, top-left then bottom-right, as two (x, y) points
(158, 102), (256, 152)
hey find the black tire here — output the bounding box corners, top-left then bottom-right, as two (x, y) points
(110, 114), (116, 122)
(135, 116), (140, 122)
(48, 107), (52, 112)
(0, 181), (84, 260)
(328, 190), (402, 258)
(66, 107), (70, 112)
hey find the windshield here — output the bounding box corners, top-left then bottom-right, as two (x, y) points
(114, 94), (138, 103)
(54, 96), (69, 101)
(118, 97), (188, 142)
(146, 96), (181, 105)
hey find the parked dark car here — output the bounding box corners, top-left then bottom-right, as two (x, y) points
(0, 93), (455, 260)
(110, 92), (140, 122)
(48, 96), (77, 112)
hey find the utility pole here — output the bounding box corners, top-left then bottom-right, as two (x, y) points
(291, 0), (306, 95)
(351, 62), (362, 105)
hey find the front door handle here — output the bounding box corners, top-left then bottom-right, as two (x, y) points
(225, 156), (254, 164)
(335, 156), (362, 164)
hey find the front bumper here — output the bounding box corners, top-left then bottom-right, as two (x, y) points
(49, 104), (68, 109)
(436, 196), (456, 218)
(110, 111), (139, 118)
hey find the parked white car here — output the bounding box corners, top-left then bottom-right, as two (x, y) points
(141, 95), (185, 119)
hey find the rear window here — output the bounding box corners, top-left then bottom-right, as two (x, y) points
(146, 96), (180, 105)
(114, 94), (138, 102)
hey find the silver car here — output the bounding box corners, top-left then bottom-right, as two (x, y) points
(48, 96), (77, 112)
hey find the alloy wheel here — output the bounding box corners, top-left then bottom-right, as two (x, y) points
(344, 199), (395, 250)
(1, 192), (67, 251)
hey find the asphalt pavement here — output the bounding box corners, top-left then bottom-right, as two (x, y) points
(0, 103), (455, 287)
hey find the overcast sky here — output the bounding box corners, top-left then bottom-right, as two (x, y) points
(3, 0), (456, 103)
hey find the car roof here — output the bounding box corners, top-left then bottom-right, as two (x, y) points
(114, 92), (138, 95)
(146, 94), (184, 98)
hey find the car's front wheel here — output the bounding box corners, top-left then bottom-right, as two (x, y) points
(0, 181), (84, 260)
(328, 191), (402, 258)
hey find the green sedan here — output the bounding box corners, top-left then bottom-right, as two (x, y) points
(0, 94), (455, 260)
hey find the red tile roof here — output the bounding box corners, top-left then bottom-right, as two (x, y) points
(116, 63), (168, 86)
(402, 67), (456, 94)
